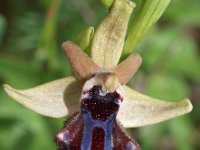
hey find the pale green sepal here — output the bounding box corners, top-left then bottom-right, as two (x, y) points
(123, 0), (171, 55)
(91, 0), (135, 69)
(3, 77), (81, 118)
(117, 85), (193, 128)
(101, 0), (114, 9)
(76, 26), (94, 55)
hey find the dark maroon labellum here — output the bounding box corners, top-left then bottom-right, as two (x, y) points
(55, 86), (141, 150)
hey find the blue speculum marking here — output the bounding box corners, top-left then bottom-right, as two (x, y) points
(81, 86), (120, 150)
(81, 109), (115, 150)
(56, 86), (141, 150)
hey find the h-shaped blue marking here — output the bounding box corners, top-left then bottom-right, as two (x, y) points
(81, 109), (116, 150)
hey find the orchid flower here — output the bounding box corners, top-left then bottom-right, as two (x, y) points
(4, 0), (192, 149)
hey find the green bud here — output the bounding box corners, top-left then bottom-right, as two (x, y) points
(123, 0), (171, 55)
(100, 0), (114, 9)
(76, 26), (94, 55)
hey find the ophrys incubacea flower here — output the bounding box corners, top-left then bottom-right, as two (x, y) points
(3, 0), (193, 149)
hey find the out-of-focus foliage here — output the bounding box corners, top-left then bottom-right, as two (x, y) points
(0, 0), (199, 150)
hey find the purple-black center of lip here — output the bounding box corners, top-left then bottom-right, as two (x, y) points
(80, 85), (121, 149)
(56, 85), (141, 150)
(81, 85), (121, 121)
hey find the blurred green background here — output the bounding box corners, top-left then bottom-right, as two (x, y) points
(0, 0), (200, 149)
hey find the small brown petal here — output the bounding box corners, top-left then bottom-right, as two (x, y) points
(62, 41), (101, 80)
(111, 53), (142, 85)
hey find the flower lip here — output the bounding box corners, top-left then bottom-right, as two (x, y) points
(81, 85), (121, 121)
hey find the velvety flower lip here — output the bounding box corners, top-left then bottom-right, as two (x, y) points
(3, 0), (193, 129)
